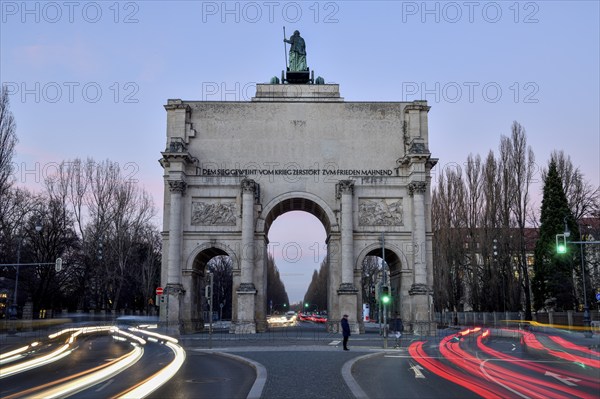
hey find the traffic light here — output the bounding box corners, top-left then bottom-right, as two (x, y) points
(381, 286), (391, 305)
(55, 258), (62, 272)
(556, 234), (567, 254)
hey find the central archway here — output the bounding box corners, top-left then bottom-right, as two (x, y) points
(257, 192), (338, 329)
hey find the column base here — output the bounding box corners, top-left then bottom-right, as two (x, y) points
(409, 283), (430, 295)
(234, 284), (257, 334)
(337, 284), (359, 334)
(230, 320), (257, 334)
(337, 283), (357, 294)
(409, 283), (436, 335)
(238, 282), (257, 293)
(160, 283), (185, 336)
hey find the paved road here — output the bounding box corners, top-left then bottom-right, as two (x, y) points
(147, 351), (256, 399)
(2, 323), (599, 398)
(353, 349), (482, 399)
(220, 347), (358, 399)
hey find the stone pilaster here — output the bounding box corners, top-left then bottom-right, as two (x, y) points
(337, 180), (355, 288)
(167, 180), (186, 286)
(240, 178), (257, 289)
(336, 180), (358, 332)
(408, 181), (428, 287)
(163, 180), (186, 335)
(233, 178), (258, 334)
(408, 180), (435, 334)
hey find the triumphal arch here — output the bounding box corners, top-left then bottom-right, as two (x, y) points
(159, 82), (437, 334)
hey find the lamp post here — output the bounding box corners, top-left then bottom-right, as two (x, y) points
(577, 240), (591, 338)
(8, 221), (42, 322)
(561, 218), (599, 338)
(8, 238), (23, 320)
(381, 232), (389, 348)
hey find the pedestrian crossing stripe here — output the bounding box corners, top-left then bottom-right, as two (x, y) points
(329, 340), (341, 345)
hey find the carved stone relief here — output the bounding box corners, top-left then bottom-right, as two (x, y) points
(192, 200), (237, 226)
(358, 198), (403, 226)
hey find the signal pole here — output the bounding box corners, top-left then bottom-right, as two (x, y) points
(557, 219), (599, 338)
(382, 233), (388, 348)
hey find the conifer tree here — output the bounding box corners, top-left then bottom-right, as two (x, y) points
(532, 159), (579, 311)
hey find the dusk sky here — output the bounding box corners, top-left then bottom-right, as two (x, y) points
(2, 1), (598, 303)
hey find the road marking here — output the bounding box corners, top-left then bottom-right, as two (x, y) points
(409, 362), (426, 379)
(545, 371), (581, 386)
(95, 378), (114, 392)
(329, 340), (341, 346)
(480, 359), (531, 399)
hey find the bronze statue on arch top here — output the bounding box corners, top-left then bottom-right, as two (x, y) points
(271, 28), (325, 85)
(285, 30), (307, 73)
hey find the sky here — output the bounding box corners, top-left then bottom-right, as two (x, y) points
(1, 1), (599, 303)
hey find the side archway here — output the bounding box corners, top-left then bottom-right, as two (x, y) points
(180, 242), (239, 333)
(356, 243), (411, 325)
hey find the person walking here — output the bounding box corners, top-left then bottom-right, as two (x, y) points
(341, 314), (351, 351)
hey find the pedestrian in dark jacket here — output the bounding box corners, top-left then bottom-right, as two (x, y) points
(341, 314), (351, 350)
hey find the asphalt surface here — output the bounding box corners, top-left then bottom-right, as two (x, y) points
(2, 322), (599, 399)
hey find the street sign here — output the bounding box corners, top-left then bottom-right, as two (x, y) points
(156, 287), (164, 295)
(595, 292), (600, 301)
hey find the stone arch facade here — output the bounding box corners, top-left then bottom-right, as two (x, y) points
(159, 84), (437, 334)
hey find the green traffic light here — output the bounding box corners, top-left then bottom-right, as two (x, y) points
(557, 244), (567, 254)
(382, 295), (391, 304)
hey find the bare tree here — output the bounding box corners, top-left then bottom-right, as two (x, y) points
(432, 166), (468, 312)
(546, 150), (599, 220)
(45, 158), (91, 240)
(499, 122), (535, 319)
(127, 226), (162, 312)
(105, 174), (155, 310)
(207, 255), (233, 319)
(361, 256), (381, 320)
(0, 85), (19, 265)
(45, 158), (97, 310)
(43, 158), (158, 311)
(25, 195), (79, 312)
(464, 154), (485, 310)
(0, 85), (17, 198)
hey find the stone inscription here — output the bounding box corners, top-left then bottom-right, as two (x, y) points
(202, 168), (393, 176)
(192, 201), (237, 226)
(359, 198), (403, 226)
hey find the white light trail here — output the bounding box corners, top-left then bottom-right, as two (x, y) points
(29, 343), (144, 399)
(0, 344), (72, 378)
(117, 340), (186, 398)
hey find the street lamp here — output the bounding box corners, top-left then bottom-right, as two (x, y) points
(559, 218), (597, 338)
(9, 221), (42, 319)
